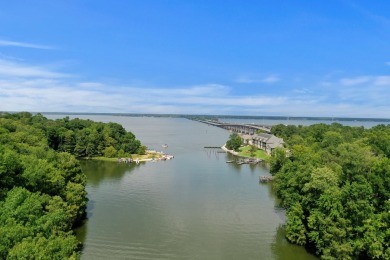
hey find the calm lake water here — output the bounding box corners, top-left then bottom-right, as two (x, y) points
(44, 114), (365, 259)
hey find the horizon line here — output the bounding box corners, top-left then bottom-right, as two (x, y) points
(2, 111), (390, 122)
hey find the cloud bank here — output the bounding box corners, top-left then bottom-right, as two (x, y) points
(0, 58), (389, 118)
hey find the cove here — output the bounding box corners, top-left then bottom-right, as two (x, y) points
(48, 115), (317, 259)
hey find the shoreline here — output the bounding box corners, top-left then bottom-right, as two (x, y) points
(222, 144), (269, 162)
(221, 144), (238, 156)
(81, 150), (174, 163)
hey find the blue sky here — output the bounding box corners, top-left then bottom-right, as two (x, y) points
(1, 0), (390, 118)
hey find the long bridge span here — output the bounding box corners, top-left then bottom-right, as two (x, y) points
(196, 120), (272, 134)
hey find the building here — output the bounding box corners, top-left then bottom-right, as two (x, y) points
(242, 133), (284, 154)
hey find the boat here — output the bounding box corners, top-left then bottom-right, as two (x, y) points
(162, 144), (168, 148)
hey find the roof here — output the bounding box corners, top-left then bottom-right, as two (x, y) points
(252, 133), (284, 148)
(241, 134), (253, 141)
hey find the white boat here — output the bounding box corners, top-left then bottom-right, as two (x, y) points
(162, 144), (168, 148)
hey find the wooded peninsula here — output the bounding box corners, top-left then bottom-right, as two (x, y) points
(270, 123), (390, 259)
(0, 112), (144, 259)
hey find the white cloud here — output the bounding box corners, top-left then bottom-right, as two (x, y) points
(0, 39), (55, 50)
(0, 61), (289, 114)
(293, 88), (311, 94)
(1, 59), (390, 118)
(236, 74), (280, 84)
(340, 76), (370, 86)
(374, 76), (390, 85)
(0, 59), (69, 78)
(320, 74), (390, 109)
(261, 75), (280, 83)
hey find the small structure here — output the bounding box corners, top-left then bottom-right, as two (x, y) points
(259, 176), (274, 183)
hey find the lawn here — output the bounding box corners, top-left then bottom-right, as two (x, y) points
(238, 145), (269, 160)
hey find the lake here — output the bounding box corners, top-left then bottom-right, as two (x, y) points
(43, 114), (343, 259)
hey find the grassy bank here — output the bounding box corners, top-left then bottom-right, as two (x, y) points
(237, 145), (269, 161)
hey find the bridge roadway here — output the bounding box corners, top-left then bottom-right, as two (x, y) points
(196, 120), (272, 134)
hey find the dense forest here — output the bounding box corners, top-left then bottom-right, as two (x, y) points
(270, 123), (390, 259)
(0, 112), (143, 259)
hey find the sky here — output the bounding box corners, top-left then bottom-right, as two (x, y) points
(1, 0), (390, 118)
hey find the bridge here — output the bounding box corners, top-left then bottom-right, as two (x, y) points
(196, 120), (272, 134)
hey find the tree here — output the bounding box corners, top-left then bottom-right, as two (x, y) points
(269, 148), (287, 175)
(270, 122), (390, 259)
(104, 146), (117, 158)
(285, 203), (306, 245)
(0, 113), (88, 258)
(137, 145), (147, 155)
(7, 233), (80, 260)
(226, 133), (242, 151)
(249, 145), (257, 157)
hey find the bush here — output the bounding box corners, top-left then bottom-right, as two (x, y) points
(103, 146), (117, 158)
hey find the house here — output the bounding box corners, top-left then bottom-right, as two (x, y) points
(240, 133), (284, 154)
(252, 133), (284, 154)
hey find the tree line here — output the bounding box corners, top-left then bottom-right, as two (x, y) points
(270, 123), (390, 259)
(24, 113), (144, 158)
(0, 112), (144, 259)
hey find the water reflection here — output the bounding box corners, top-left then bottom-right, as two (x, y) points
(79, 160), (139, 187)
(271, 225), (318, 260)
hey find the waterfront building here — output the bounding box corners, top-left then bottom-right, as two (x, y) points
(242, 133), (284, 154)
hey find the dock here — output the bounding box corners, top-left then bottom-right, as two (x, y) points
(238, 158), (261, 165)
(259, 176), (274, 183)
(226, 158), (262, 165)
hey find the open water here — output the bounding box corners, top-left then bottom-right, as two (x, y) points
(43, 114), (349, 259)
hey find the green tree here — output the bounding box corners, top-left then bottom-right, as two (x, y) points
(104, 146), (117, 158)
(0, 113), (88, 258)
(285, 203), (306, 245)
(249, 145), (257, 157)
(271, 122), (390, 259)
(137, 145), (147, 155)
(269, 147), (287, 175)
(226, 133), (242, 151)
